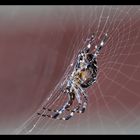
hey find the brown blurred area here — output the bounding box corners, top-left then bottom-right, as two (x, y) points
(0, 6), (140, 134)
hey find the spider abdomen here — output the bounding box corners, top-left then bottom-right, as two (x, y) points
(79, 60), (97, 89)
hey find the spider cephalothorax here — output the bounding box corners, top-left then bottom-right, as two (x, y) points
(37, 33), (108, 120)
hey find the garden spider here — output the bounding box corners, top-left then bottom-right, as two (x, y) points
(37, 33), (108, 120)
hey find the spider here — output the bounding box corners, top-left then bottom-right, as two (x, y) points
(37, 33), (108, 120)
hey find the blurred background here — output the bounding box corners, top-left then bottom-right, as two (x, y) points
(0, 6), (139, 134)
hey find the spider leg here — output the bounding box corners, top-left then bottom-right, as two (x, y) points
(65, 85), (88, 114)
(77, 91), (88, 114)
(95, 33), (108, 54)
(37, 84), (88, 120)
(40, 102), (71, 119)
(55, 86), (84, 120)
(44, 92), (75, 113)
(51, 91), (88, 115)
(56, 91), (82, 120)
(85, 33), (96, 47)
(46, 102), (81, 120)
(38, 92), (76, 119)
(80, 33), (96, 54)
(64, 92), (88, 113)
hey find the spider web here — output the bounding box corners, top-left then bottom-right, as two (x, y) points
(15, 6), (140, 134)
